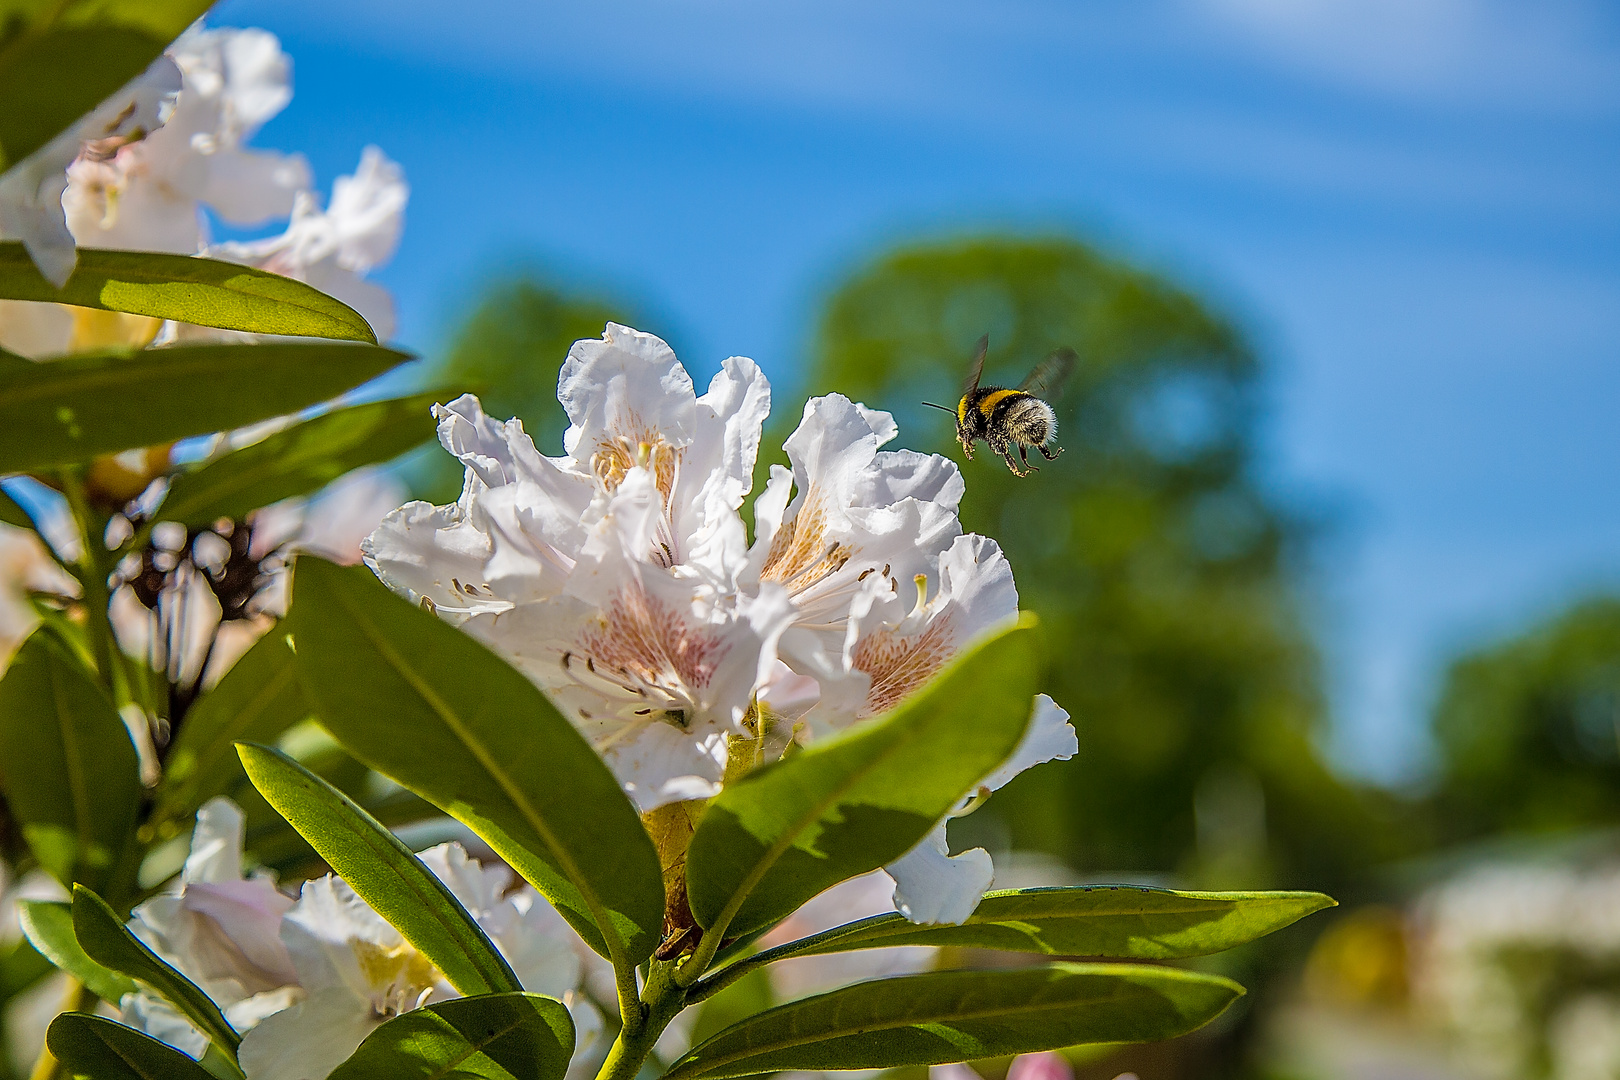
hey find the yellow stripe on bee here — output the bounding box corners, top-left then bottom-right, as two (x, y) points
(957, 396), (970, 425)
(977, 389), (1026, 417)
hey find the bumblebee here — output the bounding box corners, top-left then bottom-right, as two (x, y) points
(923, 334), (1076, 477)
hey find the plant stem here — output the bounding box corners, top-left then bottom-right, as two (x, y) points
(595, 959), (686, 1080)
(57, 468), (131, 704)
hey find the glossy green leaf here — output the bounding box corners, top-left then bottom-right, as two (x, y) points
(0, 2), (213, 172)
(153, 630), (308, 826)
(0, 246), (377, 342)
(0, 341), (411, 472)
(710, 887), (1337, 988)
(328, 992), (574, 1080)
(289, 557), (664, 965)
(71, 886), (240, 1055)
(237, 742), (523, 997)
(17, 900), (137, 1004)
(46, 1013), (217, 1080)
(0, 632), (139, 890)
(686, 618), (1039, 939)
(665, 963), (1243, 1080)
(158, 392), (442, 526)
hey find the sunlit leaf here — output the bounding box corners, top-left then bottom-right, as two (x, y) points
(17, 900), (137, 1004)
(71, 886), (240, 1055)
(290, 558), (665, 965)
(665, 963), (1242, 1080)
(0, 246), (377, 342)
(157, 392), (442, 526)
(718, 886), (1336, 975)
(238, 742), (523, 997)
(327, 992), (574, 1080)
(0, 632), (138, 891)
(686, 618), (1039, 939)
(47, 1013), (217, 1080)
(0, 341), (410, 472)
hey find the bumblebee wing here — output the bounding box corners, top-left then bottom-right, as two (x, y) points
(961, 333), (989, 397)
(1018, 347), (1077, 399)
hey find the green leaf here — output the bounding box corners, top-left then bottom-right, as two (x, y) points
(0, 632), (139, 890)
(153, 630), (308, 826)
(157, 392), (442, 526)
(0, 2), (213, 172)
(0, 246), (378, 343)
(17, 900), (137, 1004)
(729, 886), (1337, 969)
(237, 742), (523, 997)
(71, 886), (240, 1055)
(686, 618), (1039, 939)
(46, 1012), (218, 1080)
(664, 963), (1243, 1080)
(327, 992), (574, 1080)
(0, 341), (411, 473)
(289, 557), (665, 965)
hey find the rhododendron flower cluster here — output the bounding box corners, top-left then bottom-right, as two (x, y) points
(365, 323), (1077, 924)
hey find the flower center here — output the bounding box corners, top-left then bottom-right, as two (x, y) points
(851, 613), (955, 716)
(349, 938), (439, 1019)
(566, 586), (731, 718)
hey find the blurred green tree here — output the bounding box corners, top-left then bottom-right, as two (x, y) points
(792, 236), (1401, 892)
(407, 277), (630, 501)
(1431, 596), (1620, 841)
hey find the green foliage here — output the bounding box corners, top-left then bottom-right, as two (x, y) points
(805, 236), (1391, 888)
(0, 632), (139, 891)
(288, 557), (666, 965)
(0, 246), (379, 343)
(70, 886), (240, 1056)
(152, 630), (308, 829)
(237, 742), (523, 997)
(16, 900), (137, 1004)
(409, 278), (630, 501)
(701, 886), (1335, 996)
(665, 963), (1242, 1080)
(0, 341), (411, 472)
(0, 2), (212, 172)
(1431, 596), (1620, 839)
(157, 392), (444, 526)
(686, 618), (1039, 938)
(327, 993), (575, 1080)
(46, 1013), (218, 1080)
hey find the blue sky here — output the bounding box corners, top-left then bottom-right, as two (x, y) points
(213, 0), (1620, 783)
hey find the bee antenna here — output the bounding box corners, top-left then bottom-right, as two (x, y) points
(920, 401), (956, 413)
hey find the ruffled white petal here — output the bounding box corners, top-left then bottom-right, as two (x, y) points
(885, 825), (994, 926)
(977, 695), (1076, 795)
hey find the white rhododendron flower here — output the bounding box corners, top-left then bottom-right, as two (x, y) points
(63, 26), (309, 259)
(0, 23), (404, 358)
(202, 146), (407, 341)
(119, 799), (305, 1057)
(0, 56), (181, 287)
(116, 799), (597, 1077)
(367, 323), (1078, 924)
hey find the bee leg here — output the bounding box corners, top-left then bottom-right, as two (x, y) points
(1017, 443), (1038, 473)
(959, 436), (975, 460)
(994, 439), (1025, 477)
(1038, 443), (1062, 461)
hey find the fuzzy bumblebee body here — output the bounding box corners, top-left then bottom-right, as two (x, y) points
(926, 335), (1074, 477)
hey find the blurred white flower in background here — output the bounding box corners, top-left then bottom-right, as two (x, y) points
(0, 56), (181, 288)
(0, 22), (405, 358)
(367, 323), (1077, 924)
(1411, 858), (1620, 1080)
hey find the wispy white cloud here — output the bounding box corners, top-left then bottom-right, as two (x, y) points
(1187, 0), (1620, 113)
